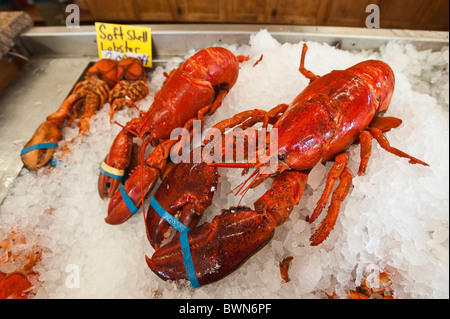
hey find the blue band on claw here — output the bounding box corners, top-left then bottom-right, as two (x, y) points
(20, 142), (58, 156)
(21, 143), (65, 167)
(150, 197), (200, 288)
(120, 185), (139, 215)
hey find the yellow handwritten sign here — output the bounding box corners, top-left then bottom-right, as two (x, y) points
(95, 22), (152, 67)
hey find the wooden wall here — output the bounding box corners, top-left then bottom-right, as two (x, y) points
(80, 0), (448, 31)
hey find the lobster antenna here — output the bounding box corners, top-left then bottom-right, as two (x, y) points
(113, 121), (139, 137)
(227, 164), (260, 196)
(235, 163), (262, 195)
(237, 168), (262, 205)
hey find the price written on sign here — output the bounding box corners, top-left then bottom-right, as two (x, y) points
(95, 22), (152, 67)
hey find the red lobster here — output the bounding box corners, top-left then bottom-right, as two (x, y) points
(144, 44), (429, 286)
(98, 47), (240, 225)
(20, 58), (147, 170)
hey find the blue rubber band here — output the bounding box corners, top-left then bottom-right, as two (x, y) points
(180, 232), (200, 288)
(100, 166), (124, 181)
(20, 142), (58, 156)
(120, 186), (139, 215)
(49, 158), (67, 168)
(150, 197), (190, 232)
(21, 143), (66, 168)
(150, 197), (200, 288)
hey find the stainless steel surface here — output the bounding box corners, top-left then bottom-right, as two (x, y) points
(0, 24), (448, 204)
(19, 24), (449, 59)
(0, 57), (91, 204)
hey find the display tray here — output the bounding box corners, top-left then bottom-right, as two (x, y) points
(0, 25), (448, 299)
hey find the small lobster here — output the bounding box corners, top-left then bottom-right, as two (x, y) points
(20, 58), (148, 170)
(144, 44), (428, 286)
(97, 47), (240, 225)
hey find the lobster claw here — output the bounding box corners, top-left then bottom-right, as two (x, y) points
(20, 121), (62, 170)
(105, 165), (160, 225)
(146, 161), (218, 249)
(146, 207), (277, 286)
(98, 128), (136, 200)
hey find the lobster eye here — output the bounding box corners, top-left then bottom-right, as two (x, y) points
(278, 152), (286, 161)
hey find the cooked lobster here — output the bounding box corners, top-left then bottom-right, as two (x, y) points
(20, 58), (147, 170)
(98, 47), (240, 225)
(144, 44), (428, 286)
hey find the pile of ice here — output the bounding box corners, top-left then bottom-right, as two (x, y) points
(0, 30), (448, 299)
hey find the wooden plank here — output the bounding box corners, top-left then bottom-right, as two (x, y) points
(379, 0), (428, 29)
(274, 0), (328, 25)
(176, 0), (226, 22)
(84, 0), (137, 21)
(325, 0), (380, 27)
(225, 0), (272, 23)
(135, 0), (178, 21)
(70, 0), (448, 31)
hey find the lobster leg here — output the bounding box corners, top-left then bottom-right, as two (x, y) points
(204, 105), (287, 160)
(209, 109), (267, 137)
(310, 167), (352, 246)
(299, 43), (320, 83)
(262, 103), (289, 129)
(308, 153), (348, 223)
(368, 127), (429, 167)
(209, 104), (287, 137)
(358, 131), (372, 176)
(208, 89), (229, 115)
(306, 153), (352, 245)
(359, 116), (403, 175)
(369, 116), (402, 133)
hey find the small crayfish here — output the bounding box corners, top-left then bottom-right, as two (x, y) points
(20, 57), (148, 170)
(144, 44), (428, 286)
(97, 47), (240, 225)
